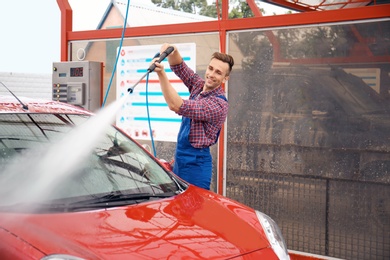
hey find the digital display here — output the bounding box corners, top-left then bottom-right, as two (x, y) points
(70, 67), (83, 77)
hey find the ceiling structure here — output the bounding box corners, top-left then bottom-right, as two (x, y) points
(262, 0), (390, 12)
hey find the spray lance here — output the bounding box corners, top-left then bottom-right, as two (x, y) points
(127, 46), (175, 94)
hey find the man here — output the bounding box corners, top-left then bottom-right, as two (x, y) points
(153, 43), (234, 190)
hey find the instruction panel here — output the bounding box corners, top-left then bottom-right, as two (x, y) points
(116, 43), (196, 142)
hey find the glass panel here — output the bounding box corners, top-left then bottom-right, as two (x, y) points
(69, 0), (293, 32)
(227, 19), (390, 259)
(69, 0), (218, 31)
(284, 0), (370, 11)
(228, 1), (294, 18)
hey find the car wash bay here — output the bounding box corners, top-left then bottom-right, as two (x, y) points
(56, 1), (390, 259)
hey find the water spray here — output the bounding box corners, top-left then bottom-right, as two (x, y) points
(127, 46), (174, 94)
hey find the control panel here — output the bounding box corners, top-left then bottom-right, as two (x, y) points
(52, 61), (102, 111)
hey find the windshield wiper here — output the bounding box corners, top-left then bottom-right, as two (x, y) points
(69, 191), (176, 207)
(0, 192), (177, 213)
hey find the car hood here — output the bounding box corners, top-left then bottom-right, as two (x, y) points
(0, 186), (271, 259)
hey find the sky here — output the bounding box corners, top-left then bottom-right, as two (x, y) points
(0, 0), (290, 75)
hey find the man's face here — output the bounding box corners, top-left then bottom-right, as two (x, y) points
(204, 58), (230, 91)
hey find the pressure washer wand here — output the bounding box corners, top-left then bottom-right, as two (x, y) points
(127, 46), (174, 93)
(127, 72), (149, 94)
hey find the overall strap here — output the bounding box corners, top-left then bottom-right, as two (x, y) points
(215, 95), (228, 143)
(217, 95), (228, 102)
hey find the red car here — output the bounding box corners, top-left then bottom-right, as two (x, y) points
(0, 94), (290, 260)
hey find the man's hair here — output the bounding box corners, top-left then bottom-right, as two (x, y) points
(211, 52), (234, 75)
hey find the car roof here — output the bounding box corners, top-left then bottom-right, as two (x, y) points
(0, 95), (93, 115)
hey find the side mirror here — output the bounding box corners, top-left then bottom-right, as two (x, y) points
(158, 159), (174, 171)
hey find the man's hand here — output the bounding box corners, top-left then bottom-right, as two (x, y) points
(160, 43), (182, 66)
(160, 43), (176, 54)
(151, 58), (165, 75)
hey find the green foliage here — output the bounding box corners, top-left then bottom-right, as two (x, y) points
(152, 0), (208, 14)
(229, 1), (255, 19)
(151, 0), (263, 18)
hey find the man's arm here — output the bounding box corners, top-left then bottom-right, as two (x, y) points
(153, 61), (183, 113)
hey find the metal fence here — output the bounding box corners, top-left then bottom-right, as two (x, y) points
(225, 164), (389, 259)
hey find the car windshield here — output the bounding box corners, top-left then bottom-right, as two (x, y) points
(0, 113), (183, 210)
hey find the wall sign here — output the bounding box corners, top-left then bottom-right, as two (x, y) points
(116, 43), (196, 142)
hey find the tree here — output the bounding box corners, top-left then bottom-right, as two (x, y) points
(229, 1), (256, 19)
(151, 0), (208, 15)
(151, 0), (262, 18)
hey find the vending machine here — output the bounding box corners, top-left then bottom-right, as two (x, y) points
(52, 61), (102, 111)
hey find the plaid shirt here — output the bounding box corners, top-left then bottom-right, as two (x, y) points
(171, 61), (228, 148)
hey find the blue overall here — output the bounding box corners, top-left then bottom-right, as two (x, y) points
(173, 95), (227, 190)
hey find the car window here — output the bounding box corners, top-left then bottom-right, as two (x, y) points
(0, 113), (181, 206)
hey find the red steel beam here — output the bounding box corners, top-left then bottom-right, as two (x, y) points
(56, 0), (72, 61)
(217, 0), (229, 196)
